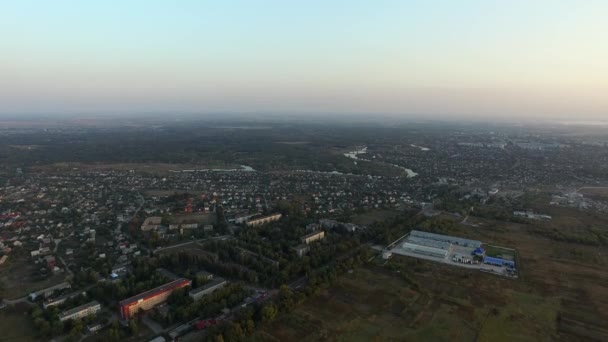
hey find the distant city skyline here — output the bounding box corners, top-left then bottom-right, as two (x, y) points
(1, 1), (607, 121)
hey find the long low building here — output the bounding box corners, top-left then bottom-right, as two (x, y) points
(189, 277), (227, 301)
(43, 291), (86, 310)
(119, 278), (192, 319)
(301, 230), (325, 244)
(29, 282), (72, 301)
(59, 301), (101, 322)
(402, 236), (452, 258)
(246, 213), (282, 227)
(410, 230), (481, 248)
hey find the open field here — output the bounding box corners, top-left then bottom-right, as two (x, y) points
(0, 305), (39, 341)
(260, 206), (608, 341)
(259, 261), (560, 341)
(578, 187), (608, 201)
(0, 254), (68, 299)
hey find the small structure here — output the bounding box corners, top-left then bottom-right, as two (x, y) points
(292, 244), (310, 258)
(382, 250), (393, 260)
(141, 217), (162, 231)
(319, 219), (339, 229)
(473, 247), (485, 257)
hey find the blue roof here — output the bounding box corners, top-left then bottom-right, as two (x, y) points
(483, 256), (515, 267)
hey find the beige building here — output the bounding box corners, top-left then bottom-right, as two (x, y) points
(246, 213), (282, 227)
(59, 301), (101, 322)
(141, 217), (162, 231)
(301, 231), (325, 244)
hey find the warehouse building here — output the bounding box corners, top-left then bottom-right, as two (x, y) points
(410, 230), (481, 248)
(119, 278), (191, 319)
(402, 236), (452, 258)
(483, 256), (515, 268)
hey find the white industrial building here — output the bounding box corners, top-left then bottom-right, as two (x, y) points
(402, 236), (452, 258)
(409, 230), (481, 248)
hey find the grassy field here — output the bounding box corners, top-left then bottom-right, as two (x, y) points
(0, 305), (39, 341)
(259, 262), (561, 341)
(0, 253), (68, 299)
(259, 202), (608, 341)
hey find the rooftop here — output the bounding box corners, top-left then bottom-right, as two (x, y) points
(119, 278), (191, 306)
(58, 301), (100, 319)
(189, 277), (226, 295)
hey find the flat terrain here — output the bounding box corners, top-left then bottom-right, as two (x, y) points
(351, 209), (402, 226)
(260, 207), (608, 341)
(0, 253), (68, 299)
(32, 162), (239, 174)
(259, 262), (559, 341)
(0, 306), (39, 341)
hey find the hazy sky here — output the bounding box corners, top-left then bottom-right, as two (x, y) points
(1, 1), (607, 121)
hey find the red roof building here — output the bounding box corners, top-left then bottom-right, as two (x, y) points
(119, 278), (191, 319)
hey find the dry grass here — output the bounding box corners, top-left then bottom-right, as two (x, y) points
(261, 204), (608, 341)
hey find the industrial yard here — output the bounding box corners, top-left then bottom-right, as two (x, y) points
(388, 230), (518, 278)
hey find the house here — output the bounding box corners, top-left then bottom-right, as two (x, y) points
(45, 255), (56, 269)
(343, 223), (359, 232)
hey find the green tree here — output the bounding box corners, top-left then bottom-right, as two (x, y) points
(260, 304), (277, 322)
(130, 319), (139, 335)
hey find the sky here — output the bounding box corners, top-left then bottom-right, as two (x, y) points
(1, 0), (607, 121)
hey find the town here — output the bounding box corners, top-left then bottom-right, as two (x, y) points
(1, 121), (608, 341)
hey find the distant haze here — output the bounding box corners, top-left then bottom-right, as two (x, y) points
(1, 1), (607, 121)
